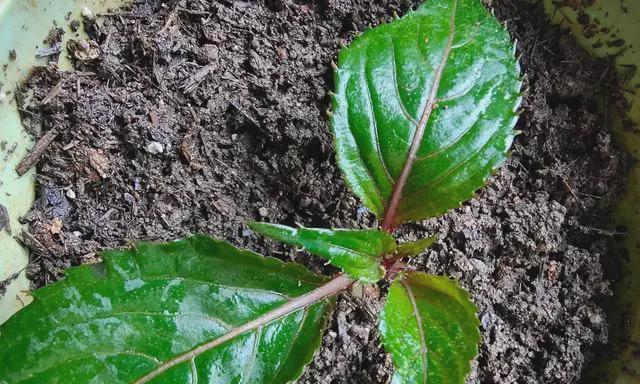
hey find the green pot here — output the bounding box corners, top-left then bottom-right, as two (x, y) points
(0, 0), (637, 382)
(0, 0), (129, 324)
(537, 1), (640, 382)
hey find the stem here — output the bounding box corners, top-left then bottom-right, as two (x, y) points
(380, 218), (395, 234)
(383, 259), (410, 280)
(133, 273), (354, 383)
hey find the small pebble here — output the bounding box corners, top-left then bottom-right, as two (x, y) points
(146, 141), (164, 154)
(66, 189), (76, 199)
(481, 312), (492, 329)
(589, 312), (603, 325)
(81, 6), (94, 19)
(356, 205), (368, 216)
(258, 207), (269, 217)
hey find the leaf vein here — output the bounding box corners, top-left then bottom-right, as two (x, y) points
(311, 241), (377, 261)
(388, 35), (419, 125)
(11, 351), (161, 381)
(450, 16), (491, 50)
(380, 0), (459, 230)
(342, 82), (386, 205)
(416, 61), (488, 161)
(402, 279), (428, 384)
(131, 275), (351, 384)
(433, 59), (486, 103)
(403, 120), (505, 202)
(108, 310), (234, 330)
(362, 51), (395, 185)
(269, 308), (309, 383)
(240, 327), (261, 383)
(149, 275), (294, 300)
(190, 358), (198, 384)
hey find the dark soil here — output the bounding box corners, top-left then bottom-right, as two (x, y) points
(14, 0), (630, 383)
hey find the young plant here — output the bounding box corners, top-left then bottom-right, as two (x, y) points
(0, 1), (521, 383)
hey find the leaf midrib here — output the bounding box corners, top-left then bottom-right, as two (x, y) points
(309, 239), (382, 261)
(402, 279), (428, 384)
(131, 274), (353, 383)
(275, 228), (385, 267)
(6, 278), (308, 382)
(380, 0), (459, 231)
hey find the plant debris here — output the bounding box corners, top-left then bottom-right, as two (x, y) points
(67, 39), (101, 61)
(15, 128), (59, 176)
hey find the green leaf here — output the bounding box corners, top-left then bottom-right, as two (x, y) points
(396, 235), (438, 258)
(379, 271), (480, 384)
(248, 222), (395, 283)
(331, 0), (521, 229)
(0, 236), (336, 384)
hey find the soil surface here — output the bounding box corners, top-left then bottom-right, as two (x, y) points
(13, 0), (631, 383)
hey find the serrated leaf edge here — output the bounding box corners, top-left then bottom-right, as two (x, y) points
(379, 272), (481, 384)
(329, 0), (524, 229)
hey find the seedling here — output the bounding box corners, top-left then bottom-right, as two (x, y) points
(0, 1), (521, 383)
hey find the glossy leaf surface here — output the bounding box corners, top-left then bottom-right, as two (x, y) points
(331, 0), (521, 228)
(248, 222), (396, 283)
(379, 272), (480, 384)
(396, 235), (438, 258)
(0, 236), (333, 383)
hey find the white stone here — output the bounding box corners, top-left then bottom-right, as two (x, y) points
(81, 6), (94, 19)
(146, 141), (164, 154)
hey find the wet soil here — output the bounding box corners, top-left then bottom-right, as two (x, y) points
(14, 0), (631, 382)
